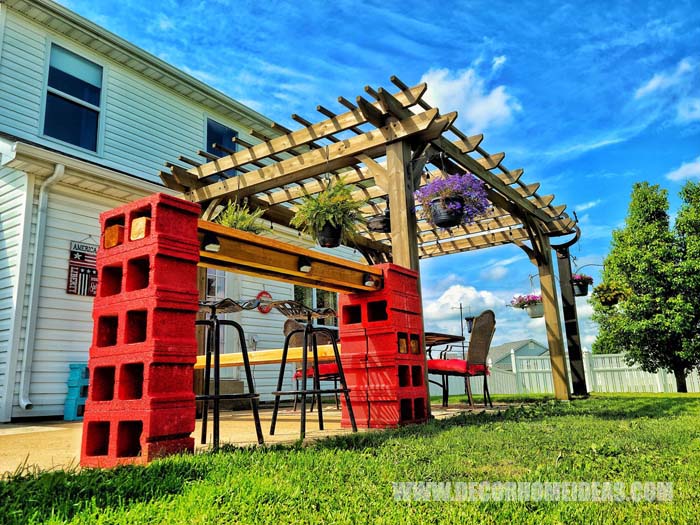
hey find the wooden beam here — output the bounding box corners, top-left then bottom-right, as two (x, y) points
(187, 84), (427, 179)
(455, 134), (484, 153)
(357, 95), (386, 128)
(198, 220), (382, 294)
(183, 109), (446, 202)
(475, 152), (505, 170)
(418, 228), (530, 257)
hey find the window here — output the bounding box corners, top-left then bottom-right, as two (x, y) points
(43, 45), (103, 151)
(294, 286), (338, 327)
(206, 268), (227, 301)
(206, 119), (238, 178)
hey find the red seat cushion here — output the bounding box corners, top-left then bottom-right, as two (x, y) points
(427, 359), (489, 375)
(293, 362), (339, 379)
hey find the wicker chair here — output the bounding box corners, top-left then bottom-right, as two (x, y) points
(427, 310), (496, 408)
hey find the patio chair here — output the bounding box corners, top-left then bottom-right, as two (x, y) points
(427, 309), (496, 408)
(283, 319), (341, 411)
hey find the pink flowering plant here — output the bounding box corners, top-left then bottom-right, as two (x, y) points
(510, 294), (542, 309)
(572, 273), (594, 285)
(414, 172), (490, 228)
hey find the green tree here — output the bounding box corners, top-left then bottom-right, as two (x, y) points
(592, 181), (700, 392)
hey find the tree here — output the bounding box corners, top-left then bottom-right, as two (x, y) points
(592, 181), (700, 392)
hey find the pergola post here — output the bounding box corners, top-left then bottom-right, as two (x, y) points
(386, 140), (419, 271)
(555, 245), (588, 396)
(537, 235), (571, 400)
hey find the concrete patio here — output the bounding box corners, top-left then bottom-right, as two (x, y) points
(0, 403), (498, 475)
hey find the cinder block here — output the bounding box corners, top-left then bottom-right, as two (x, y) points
(91, 304), (198, 350)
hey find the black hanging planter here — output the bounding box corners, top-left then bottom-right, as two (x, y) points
(368, 209), (390, 233)
(316, 223), (342, 248)
(573, 283), (589, 297)
(430, 197), (464, 228)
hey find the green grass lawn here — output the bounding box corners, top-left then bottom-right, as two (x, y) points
(2, 394), (699, 524)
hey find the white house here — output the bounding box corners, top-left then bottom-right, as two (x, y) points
(0, 0), (348, 421)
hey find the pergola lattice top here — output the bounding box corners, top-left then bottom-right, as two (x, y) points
(161, 76), (577, 264)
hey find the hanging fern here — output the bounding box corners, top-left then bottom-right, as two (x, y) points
(215, 199), (268, 234)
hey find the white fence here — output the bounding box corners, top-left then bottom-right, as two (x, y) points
(428, 351), (700, 398)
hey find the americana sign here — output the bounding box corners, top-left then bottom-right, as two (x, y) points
(66, 240), (98, 296)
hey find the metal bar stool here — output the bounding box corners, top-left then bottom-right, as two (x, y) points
(196, 298), (264, 449)
(268, 300), (357, 439)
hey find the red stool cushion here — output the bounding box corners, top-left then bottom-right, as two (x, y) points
(427, 359), (489, 375)
(293, 363), (339, 379)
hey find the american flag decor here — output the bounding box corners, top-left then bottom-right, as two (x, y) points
(66, 240), (98, 296)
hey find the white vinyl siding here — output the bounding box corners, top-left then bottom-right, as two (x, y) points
(0, 168), (27, 421)
(0, 14), (45, 135)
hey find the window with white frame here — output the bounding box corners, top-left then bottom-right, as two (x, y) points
(294, 285), (338, 326)
(43, 45), (103, 151)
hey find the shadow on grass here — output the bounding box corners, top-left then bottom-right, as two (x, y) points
(0, 455), (213, 525)
(259, 394), (700, 454)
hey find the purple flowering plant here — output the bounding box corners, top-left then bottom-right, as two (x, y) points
(510, 294), (542, 309)
(571, 273), (594, 285)
(414, 172), (490, 228)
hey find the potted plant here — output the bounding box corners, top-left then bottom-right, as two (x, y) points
(571, 273), (594, 297)
(214, 199), (268, 234)
(290, 177), (366, 248)
(511, 294), (544, 318)
(414, 172), (490, 228)
(592, 281), (628, 307)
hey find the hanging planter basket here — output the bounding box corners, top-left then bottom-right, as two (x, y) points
(316, 223), (342, 248)
(573, 283), (589, 297)
(367, 212), (390, 233)
(429, 197), (464, 228)
(525, 303), (544, 318)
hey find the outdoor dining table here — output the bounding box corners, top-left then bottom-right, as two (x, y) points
(424, 332), (466, 355)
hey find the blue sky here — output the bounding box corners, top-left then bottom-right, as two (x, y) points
(58, 0), (700, 348)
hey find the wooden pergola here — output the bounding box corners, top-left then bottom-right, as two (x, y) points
(161, 76), (584, 400)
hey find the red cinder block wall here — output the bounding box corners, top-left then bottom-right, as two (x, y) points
(80, 194), (200, 468)
(339, 263), (428, 428)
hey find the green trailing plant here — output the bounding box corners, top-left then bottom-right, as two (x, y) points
(290, 177), (366, 243)
(591, 281), (629, 306)
(214, 199), (268, 234)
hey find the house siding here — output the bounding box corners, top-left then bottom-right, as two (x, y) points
(0, 167), (27, 421)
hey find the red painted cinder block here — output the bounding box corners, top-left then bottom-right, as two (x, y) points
(97, 249), (198, 301)
(86, 353), (195, 411)
(91, 303), (198, 351)
(80, 413), (195, 468)
(99, 194), (200, 242)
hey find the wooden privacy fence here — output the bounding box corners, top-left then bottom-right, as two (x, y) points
(428, 351), (700, 398)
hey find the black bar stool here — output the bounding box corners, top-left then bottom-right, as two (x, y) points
(196, 298), (264, 449)
(269, 300), (357, 439)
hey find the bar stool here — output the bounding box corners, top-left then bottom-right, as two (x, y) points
(268, 300), (357, 439)
(196, 298), (264, 449)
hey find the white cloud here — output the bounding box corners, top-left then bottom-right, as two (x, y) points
(634, 58), (693, 99)
(575, 199), (602, 212)
(420, 67), (522, 133)
(492, 55), (507, 72)
(665, 155), (700, 181)
(423, 284), (500, 323)
(677, 98), (700, 122)
(480, 266), (508, 281)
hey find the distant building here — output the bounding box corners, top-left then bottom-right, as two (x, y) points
(489, 339), (549, 371)
(0, 0), (350, 421)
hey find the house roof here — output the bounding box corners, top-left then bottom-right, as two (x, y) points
(489, 339), (547, 365)
(6, 0), (280, 137)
